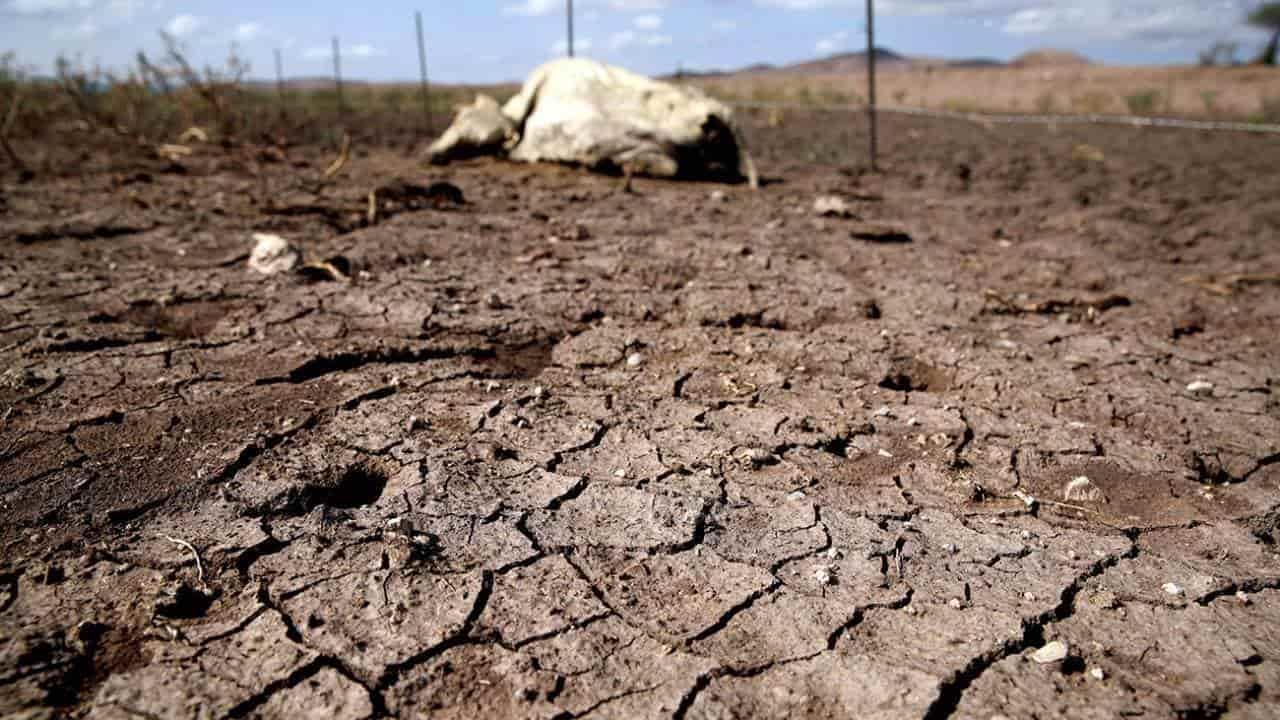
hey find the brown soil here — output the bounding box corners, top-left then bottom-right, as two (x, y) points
(2, 109), (1279, 719)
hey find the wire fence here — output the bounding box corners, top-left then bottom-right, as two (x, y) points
(7, 0), (1280, 176)
(728, 100), (1280, 135)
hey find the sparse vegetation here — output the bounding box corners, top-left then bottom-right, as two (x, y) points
(1201, 90), (1220, 116)
(1124, 89), (1162, 115)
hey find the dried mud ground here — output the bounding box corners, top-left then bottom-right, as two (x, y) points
(2, 110), (1279, 719)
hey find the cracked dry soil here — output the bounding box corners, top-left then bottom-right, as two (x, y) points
(2, 110), (1279, 719)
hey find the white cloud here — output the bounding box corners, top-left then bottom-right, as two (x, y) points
(756, 0), (1258, 44)
(551, 36), (594, 54)
(1000, 3), (1245, 42)
(504, 0), (559, 16)
(609, 0), (666, 10)
(712, 19), (737, 33)
(302, 42), (384, 60)
(609, 28), (671, 50)
(233, 22), (261, 42)
(7, 0), (92, 14)
(634, 13), (661, 29)
(164, 13), (202, 38)
(7, 0), (152, 16)
(506, 0), (668, 16)
(815, 29), (849, 54)
(347, 43), (384, 58)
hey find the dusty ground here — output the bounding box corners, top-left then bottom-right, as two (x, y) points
(1, 109), (1279, 719)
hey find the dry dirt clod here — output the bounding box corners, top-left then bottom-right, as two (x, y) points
(248, 233), (301, 275)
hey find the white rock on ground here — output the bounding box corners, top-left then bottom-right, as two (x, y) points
(248, 233), (300, 275)
(813, 195), (854, 218)
(1063, 475), (1106, 503)
(1186, 380), (1214, 396)
(1031, 640), (1069, 664)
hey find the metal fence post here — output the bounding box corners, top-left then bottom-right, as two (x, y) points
(415, 11), (433, 131)
(567, 0), (575, 57)
(866, 0), (878, 170)
(332, 36), (345, 119)
(274, 48), (284, 102)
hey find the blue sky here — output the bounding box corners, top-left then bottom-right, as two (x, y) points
(1, 1), (1272, 83)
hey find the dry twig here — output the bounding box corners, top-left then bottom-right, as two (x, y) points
(323, 132), (351, 180)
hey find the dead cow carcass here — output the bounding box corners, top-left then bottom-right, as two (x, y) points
(428, 58), (757, 186)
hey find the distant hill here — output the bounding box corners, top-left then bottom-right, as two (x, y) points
(1010, 49), (1092, 68)
(945, 58), (1006, 69)
(780, 47), (911, 74)
(680, 47), (1013, 79)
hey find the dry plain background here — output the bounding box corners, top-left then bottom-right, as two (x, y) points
(698, 64), (1280, 121)
(1, 63), (1280, 719)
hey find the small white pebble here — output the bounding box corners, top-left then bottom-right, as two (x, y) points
(878, 449), (894, 459)
(813, 566), (834, 585)
(907, 417), (919, 427)
(1024, 592), (1036, 601)
(948, 598), (964, 610)
(786, 490), (807, 502)
(874, 406), (893, 418)
(626, 353), (644, 368)
(1089, 667), (1106, 681)
(1186, 380), (1214, 396)
(943, 543), (957, 554)
(1067, 550), (1078, 561)
(1162, 582), (1184, 596)
(825, 548), (843, 560)
(613, 468), (628, 479)
(1237, 591), (1251, 605)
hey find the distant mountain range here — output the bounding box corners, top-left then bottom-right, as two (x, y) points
(665, 47), (1091, 80)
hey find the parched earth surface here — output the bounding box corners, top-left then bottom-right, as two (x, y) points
(2, 110), (1279, 719)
